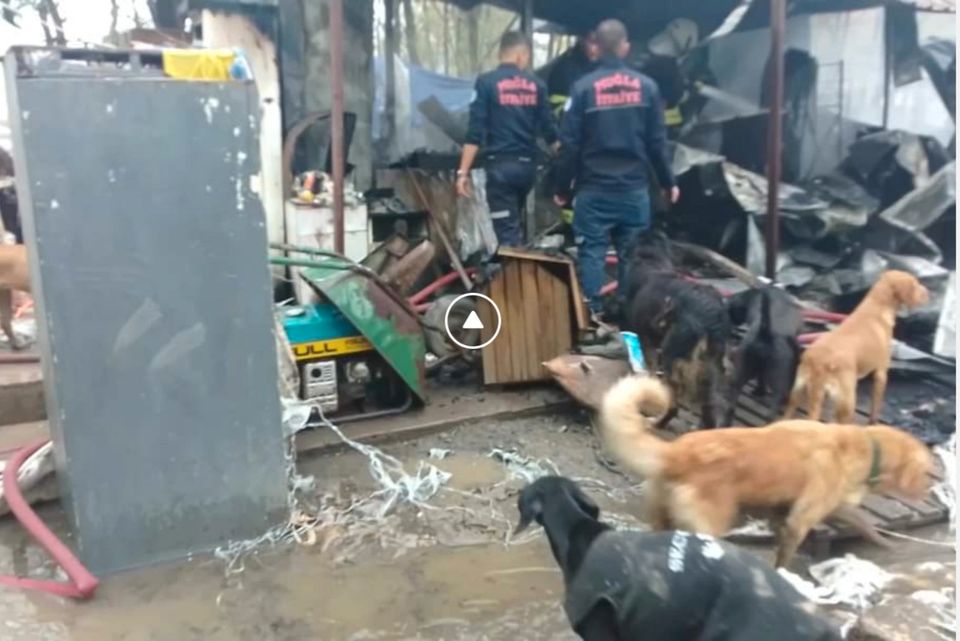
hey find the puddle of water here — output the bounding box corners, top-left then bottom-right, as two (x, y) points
(10, 532), (564, 641)
(431, 453), (506, 492)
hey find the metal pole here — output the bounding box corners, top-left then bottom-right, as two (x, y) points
(764, 0), (785, 281)
(881, 7), (891, 130)
(330, 0), (346, 254)
(384, 0), (397, 150)
(520, 0), (535, 243)
(520, 0), (534, 41)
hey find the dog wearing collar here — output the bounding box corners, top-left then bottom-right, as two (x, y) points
(600, 376), (933, 567)
(516, 476), (842, 640)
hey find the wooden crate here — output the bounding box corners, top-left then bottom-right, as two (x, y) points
(478, 248), (587, 385)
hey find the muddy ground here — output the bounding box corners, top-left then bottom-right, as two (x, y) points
(0, 410), (953, 641)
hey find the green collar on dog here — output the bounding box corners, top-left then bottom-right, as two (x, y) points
(867, 438), (882, 487)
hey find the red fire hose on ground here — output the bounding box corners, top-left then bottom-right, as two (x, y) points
(0, 439), (98, 599)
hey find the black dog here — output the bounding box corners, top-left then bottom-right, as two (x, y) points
(621, 232), (730, 428)
(516, 476), (842, 641)
(725, 286), (803, 424)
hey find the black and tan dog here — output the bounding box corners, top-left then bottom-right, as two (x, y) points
(620, 232), (730, 428)
(516, 476), (842, 641)
(725, 285), (803, 423)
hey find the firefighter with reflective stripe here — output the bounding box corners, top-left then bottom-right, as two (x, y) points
(543, 31), (598, 226)
(457, 31), (559, 248)
(545, 32), (599, 120)
(554, 19), (680, 315)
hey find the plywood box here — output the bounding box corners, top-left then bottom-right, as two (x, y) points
(478, 248), (588, 385)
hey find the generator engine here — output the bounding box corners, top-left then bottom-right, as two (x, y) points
(281, 302), (410, 419)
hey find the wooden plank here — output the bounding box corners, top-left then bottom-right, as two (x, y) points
(737, 393), (778, 426)
(505, 260), (527, 382)
(887, 495), (946, 520)
(497, 247), (587, 333)
(498, 246), (572, 264)
(480, 277), (502, 385)
(535, 265), (558, 378)
(566, 261), (589, 332)
(860, 494), (914, 525)
(551, 268), (573, 360)
(732, 400), (769, 428)
(520, 260), (542, 379)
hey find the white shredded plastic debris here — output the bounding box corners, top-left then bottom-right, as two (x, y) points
(281, 401), (313, 435)
(931, 435), (956, 530)
(214, 402), (457, 574)
(912, 589), (952, 607)
(778, 554), (895, 612)
(726, 518), (774, 538)
(429, 448), (452, 460)
(318, 412), (452, 518)
(488, 448), (559, 483)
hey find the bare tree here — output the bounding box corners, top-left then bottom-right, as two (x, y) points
(400, 0), (420, 66)
(15, 0), (66, 45)
(108, 0), (120, 41)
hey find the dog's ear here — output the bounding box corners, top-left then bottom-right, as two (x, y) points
(895, 446), (933, 499)
(903, 276), (929, 310)
(566, 483), (600, 520)
(882, 271), (929, 310)
(514, 490), (543, 535)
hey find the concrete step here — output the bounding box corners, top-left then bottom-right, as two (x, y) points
(0, 360), (45, 427)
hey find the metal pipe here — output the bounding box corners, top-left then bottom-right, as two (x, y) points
(383, 0), (397, 152)
(882, 7), (891, 129)
(764, 0), (786, 281)
(329, 0), (346, 255)
(520, 0), (534, 40)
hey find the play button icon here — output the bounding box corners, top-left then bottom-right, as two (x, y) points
(462, 310), (484, 330)
(443, 293), (502, 350)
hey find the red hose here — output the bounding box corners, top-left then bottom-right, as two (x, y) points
(408, 268), (478, 306)
(0, 353), (40, 364)
(0, 439), (99, 599)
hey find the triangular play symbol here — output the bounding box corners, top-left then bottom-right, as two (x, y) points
(462, 310), (484, 330)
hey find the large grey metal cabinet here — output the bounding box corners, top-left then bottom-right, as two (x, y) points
(5, 48), (289, 574)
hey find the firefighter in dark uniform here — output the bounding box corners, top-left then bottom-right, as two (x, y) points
(457, 31), (558, 248)
(554, 19), (679, 314)
(543, 32), (598, 226)
(545, 32), (599, 120)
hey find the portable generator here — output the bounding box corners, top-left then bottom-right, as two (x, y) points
(281, 302), (414, 420)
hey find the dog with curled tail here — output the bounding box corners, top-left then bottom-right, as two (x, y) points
(599, 376), (932, 568)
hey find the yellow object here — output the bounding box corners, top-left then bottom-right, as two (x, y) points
(561, 207), (574, 225)
(664, 107), (683, 126)
(292, 336), (374, 362)
(162, 49), (236, 81)
(550, 93), (569, 118)
(298, 189), (315, 203)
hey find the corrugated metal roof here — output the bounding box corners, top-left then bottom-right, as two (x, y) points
(906, 0), (956, 12)
(445, 0), (955, 35)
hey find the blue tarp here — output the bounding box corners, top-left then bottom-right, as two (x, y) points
(373, 56), (474, 141)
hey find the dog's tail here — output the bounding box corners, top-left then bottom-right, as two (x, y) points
(599, 376), (672, 478)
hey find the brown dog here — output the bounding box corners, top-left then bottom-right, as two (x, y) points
(600, 375), (933, 567)
(0, 244), (30, 349)
(784, 270), (928, 424)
